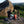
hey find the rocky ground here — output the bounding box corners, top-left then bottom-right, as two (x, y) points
(0, 17), (24, 24)
(4, 17), (24, 24)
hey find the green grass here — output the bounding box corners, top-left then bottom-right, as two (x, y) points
(19, 10), (24, 18)
(19, 10), (24, 14)
(0, 16), (8, 19)
(20, 15), (24, 18)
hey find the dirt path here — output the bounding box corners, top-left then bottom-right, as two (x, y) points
(8, 17), (24, 24)
(0, 17), (24, 24)
(8, 19), (24, 24)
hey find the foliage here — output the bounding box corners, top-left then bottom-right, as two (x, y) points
(14, 5), (24, 17)
(20, 15), (24, 18)
(0, 16), (8, 19)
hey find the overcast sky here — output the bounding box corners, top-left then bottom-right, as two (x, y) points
(9, 0), (24, 3)
(0, 0), (24, 3)
(0, 0), (6, 3)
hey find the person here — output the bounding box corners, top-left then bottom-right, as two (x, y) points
(14, 13), (17, 20)
(7, 10), (12, 19)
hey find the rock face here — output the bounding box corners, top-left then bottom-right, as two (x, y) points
(0, 0), (14, 16)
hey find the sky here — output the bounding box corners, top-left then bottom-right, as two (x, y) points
(9, 0), (24, 3)
(0, 0), (6, 3)
(0, 0), (24, 3)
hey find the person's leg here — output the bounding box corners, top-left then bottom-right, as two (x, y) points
(9, 15), (10, 19)
(8, 15), (9, 19)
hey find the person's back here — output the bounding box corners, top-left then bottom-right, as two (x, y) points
(14, 14), (17, 20)
(7, 10), (12, 19)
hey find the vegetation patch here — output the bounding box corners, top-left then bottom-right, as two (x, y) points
(0, 16), (8, 19)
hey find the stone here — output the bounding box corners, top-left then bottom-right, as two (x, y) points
(0, 0), (14, 16)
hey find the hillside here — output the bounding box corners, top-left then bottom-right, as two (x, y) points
(12, 3), (24, 18)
